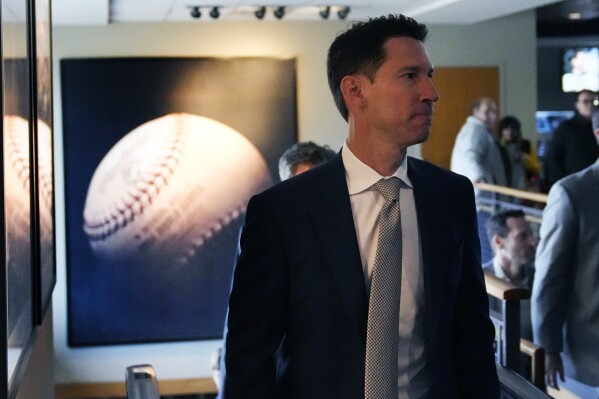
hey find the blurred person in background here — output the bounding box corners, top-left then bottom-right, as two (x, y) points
(484, 209), (536, 377)
(532, 107), (599, 397)
(278, 141), (336, 181)
(498, 115), (540, 192)
(451, 97), (508, 264)
(451, 97), (508, 189)
(543, 90), (598, 190)
(484, 209), (536, 341)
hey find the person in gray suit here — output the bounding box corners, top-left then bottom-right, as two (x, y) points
(450, 97), (508, 190)
(532, 106), (599, 394)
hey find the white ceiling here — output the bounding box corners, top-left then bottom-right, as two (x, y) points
(52, 0), (563, 26)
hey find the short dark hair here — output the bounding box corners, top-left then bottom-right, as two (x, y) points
(327, 14), (428, 122)
(278, 141), (336, 181)
(485, 209), (526, 243)
(498, 115), (522, 141)
(499, 115), (521, 132)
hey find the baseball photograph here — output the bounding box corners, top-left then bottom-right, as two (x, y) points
(61, 57), (297, 346)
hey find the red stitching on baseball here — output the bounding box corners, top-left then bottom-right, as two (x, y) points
(83, 117), (187, 241)
(6, 117), (31, 191)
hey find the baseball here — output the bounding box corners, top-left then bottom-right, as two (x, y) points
(4, 115), (32, 249)
(83, 113), (272, 266)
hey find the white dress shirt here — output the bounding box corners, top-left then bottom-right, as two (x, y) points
(342, 144), (430, 398)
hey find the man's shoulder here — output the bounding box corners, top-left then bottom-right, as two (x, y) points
(556, 161), (599, 189)
(460, 116), (487, 133)
(455, 118), (491, 149)
(558, 114), (589, 132)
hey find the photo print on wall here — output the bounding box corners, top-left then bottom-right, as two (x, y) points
(61, 57), (297, 346)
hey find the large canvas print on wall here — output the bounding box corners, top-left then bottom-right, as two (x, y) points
(61, 57), (297, 346)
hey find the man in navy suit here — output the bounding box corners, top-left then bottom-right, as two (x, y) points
(220, 14), (499, 398)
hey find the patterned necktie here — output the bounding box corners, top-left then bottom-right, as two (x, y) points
(365, 177), (402, 399)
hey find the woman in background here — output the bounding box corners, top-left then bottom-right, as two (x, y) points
(499, 116), (540, 191)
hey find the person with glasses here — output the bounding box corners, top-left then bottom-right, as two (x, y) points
(543, 89), (598, 190)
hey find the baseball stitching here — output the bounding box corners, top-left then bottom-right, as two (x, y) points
(83, 117), (188, 241)
(175, 204), (246, 265)
(38, 125), (54, 212)
(5, 117), (31, 192)
(83, 114), (255, 262)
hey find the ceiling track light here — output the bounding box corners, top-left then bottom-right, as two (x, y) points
(209, 6), (220, 19)
(319, 5), (330, 20)
(273, 6), (286, 19)
(188, 5), (201, 19)
(337, 6), (350, 20)
(255, 5), (266, 19)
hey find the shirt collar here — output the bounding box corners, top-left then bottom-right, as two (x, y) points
(492, 258), (531, 287)
(492, 259), (508, 280)
(342, 142), (412, 196)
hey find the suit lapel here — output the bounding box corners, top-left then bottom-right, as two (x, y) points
(308, 155), (368, 326)
(408, 158), (441, 349)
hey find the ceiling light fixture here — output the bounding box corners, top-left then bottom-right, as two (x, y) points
(255, 6), (266, 19)
(319, 6), (330, 20)
(273, 6), (286, 19)
(337, 6), (350, 20)
(209, 6), (220, 19)
(189, 6), (201, 19)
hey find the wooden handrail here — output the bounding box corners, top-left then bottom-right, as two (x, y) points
(476, 183), (548, 204)
(484, 273), (530, 301)
(520, 339), (546, 391)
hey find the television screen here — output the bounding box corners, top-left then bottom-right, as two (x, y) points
(535, 110), (574, 158)
(562, 47), (599, 92)
(535, 110), (574, 134)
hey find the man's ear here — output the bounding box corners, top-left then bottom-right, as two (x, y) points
(491, 234), (504, 252)
(594, 128), (599, 144)
(340, 75), (366, 111)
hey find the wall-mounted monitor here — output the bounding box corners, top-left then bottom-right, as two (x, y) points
(535, 110), (574, 158)
(562, 47), (599, 93)
(535, 110), (574, 134)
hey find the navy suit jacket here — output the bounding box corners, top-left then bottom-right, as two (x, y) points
(221, 154), (499, 398)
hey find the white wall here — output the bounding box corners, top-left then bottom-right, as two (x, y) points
(426, 11), (538, 138)
(16, 310), (54, 399)
(52, 10), (538, 384)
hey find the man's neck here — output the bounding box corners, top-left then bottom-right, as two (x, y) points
(495, 257), (523, 284)
(346, 123), (407, 176)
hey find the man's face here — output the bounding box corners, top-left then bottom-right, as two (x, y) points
(501, 125), (519, 143)
(359, 37), (439, 148)
(575, 91), (597, 118)
(473, 101), (497, 129)
(500, 216), (536, 267)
